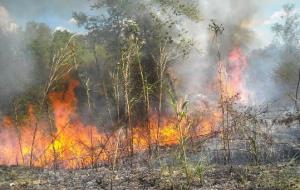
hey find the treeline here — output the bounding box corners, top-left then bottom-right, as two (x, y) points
(5, 0), (202, 131)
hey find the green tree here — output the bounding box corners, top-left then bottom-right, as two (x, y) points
(272, 4), (300, 106)
(272, 4), (300, 48)
(24, 22), (52, 84)
(72, 0), (201, 156)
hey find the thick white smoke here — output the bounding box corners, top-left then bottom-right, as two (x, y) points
(173, 0), (257, 99)
(0, 6), (18, 33)
(0, 5), (33, 113)
(173, 0), (284, 105)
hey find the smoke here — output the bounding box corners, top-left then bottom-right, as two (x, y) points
(0, 0), (293, 112)
(173, 0), (283, 105)
(0, 6), (18, 33)
(173, 0), (256, 98)
(0, 5), (33, 114)
(246, 45), (282, 104)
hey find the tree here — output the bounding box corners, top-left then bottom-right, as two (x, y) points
(24, 22), (52, 84)
(272, 4), (300, 48)
(72, 0), (201, 157)
(272, 4), (300, 107)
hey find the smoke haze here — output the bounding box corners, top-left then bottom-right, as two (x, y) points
(0, 5), (33, 113)
(173, 0), (287, 105)
(0, 0), (297, 112)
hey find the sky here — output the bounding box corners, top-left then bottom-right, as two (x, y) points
(0, 0), (90, 31)
(0, 0), (299, 48)
(254, 0), (300, 47)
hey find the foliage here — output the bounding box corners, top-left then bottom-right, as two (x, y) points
(194, 161), (207, 185)
(155, 0), (202, 22)
(1, 0), (203, 170)
(272, 4), (300, 48)
(256, 165), (299, 190)
(272, 4), (300, 98)
(25, 22), (52, 84)
(71, 0), (200, 126)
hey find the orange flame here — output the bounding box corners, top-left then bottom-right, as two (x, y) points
(0, 47), (250, 168)
(227, 47), (249, 103)
(0, 79), (217, 168)
(0, 46), (250, 169)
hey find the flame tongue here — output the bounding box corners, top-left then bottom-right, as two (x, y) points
(48, 80), (79, 132)
(46, 79), (107, 168)
(0, 51), (249, 168)
(227, 47), (249, 103)
(0, 78), (220, 168)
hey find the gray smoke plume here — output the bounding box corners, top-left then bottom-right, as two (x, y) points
(176, 0), (257, 101)
(173, 0), (279, 105)
(0, 0), (291, 111)
(0, 5), (33, 113)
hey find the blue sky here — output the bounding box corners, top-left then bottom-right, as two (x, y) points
(0, 0), (299, 47)
(0, 0), (90, 31)
(254, 0), (300, 47)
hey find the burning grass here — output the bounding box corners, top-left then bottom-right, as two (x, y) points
(0, 44), (297, 170)
(0, 78), (218, 169)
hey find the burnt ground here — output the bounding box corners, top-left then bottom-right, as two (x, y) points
(0, 162), (299, 190)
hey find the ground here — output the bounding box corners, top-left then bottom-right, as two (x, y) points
(0, 162), (299, 190)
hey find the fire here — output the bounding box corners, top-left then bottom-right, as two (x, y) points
(0, 47), (250, 169)
(227, 47), (249, 103)
(0, 79), (217, 169)
(0, 47), (249, 169)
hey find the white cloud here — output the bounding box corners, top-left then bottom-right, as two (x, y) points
(68, 18), (78, 25)
(264, 8), (300, 25)
(264, 10), (285, 25)
(54, 26), (71, 32)
(0, 6), (18, 33)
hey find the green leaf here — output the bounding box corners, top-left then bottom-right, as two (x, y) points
(181, 100), (189, 110)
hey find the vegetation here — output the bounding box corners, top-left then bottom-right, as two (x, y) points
(272, 4), (300, 108)
(0, 1), (299, 190)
